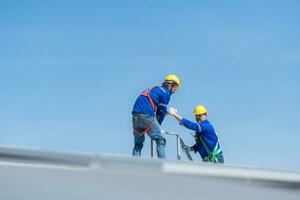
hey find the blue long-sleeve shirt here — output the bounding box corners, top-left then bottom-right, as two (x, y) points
(132, 86), (171, 124)
(180, 118), (222, 159)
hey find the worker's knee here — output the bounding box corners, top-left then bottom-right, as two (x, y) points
(156, 138), (166, 146)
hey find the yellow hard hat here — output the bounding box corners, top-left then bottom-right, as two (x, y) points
(193, 105), (208, 115)
(164, 74), (181, 87)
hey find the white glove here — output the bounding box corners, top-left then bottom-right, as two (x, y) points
(168, 107), (178, 116)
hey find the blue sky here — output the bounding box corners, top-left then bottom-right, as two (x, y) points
(0, 0), (300, 171)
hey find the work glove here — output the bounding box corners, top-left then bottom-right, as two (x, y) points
(182, 145), (190, 152)
(167, 107), (178, 116)
(186, 146), (195, 152)
(191, 145), (197, 153)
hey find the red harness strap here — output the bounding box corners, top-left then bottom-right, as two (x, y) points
(133, 124), (153, 137)
(140, 86), (159, 112)
(134, 86), (160, 136)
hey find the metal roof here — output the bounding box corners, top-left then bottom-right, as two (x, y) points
(0, 145), (299, 200)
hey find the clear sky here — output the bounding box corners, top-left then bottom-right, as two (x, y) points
(1, 0), (299, 171)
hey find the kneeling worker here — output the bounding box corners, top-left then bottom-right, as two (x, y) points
(168, 105), (224, 163)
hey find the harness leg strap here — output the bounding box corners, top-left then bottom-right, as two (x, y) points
(133, 124), (153, 137)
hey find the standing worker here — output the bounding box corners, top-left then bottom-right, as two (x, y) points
(168, 105), (224, 163)
(132, 74), (181, 159)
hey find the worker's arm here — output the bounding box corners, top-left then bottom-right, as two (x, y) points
(156, 107), (166, 125)
(168, 108), (201, 132)
(180, 118), (202, 132)
(169, 110), (183, 122)
(156, 92), (171, 125)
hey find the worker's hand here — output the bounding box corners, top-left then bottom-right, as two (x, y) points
(183, 145), (194, 152)
(182, 145), (190, 151)
(167, 107), (178, 116)
(189, 146), (196, 152)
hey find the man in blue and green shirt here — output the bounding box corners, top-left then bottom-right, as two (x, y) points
(168, 105), (224, 163)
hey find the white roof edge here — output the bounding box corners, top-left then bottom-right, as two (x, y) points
(1, 145), (300, 185)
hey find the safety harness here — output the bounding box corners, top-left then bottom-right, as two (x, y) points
(133, 86), (159, 137)
(195, 135), (222, 163)
(133, 125), (153, 137)
(140, 86), (159, 112)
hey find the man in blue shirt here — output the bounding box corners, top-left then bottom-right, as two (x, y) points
(168, 105), (224, 163)
(132, 74), (181, 159)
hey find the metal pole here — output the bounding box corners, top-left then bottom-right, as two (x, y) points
(164, 131), (181, 160)
(176, 135), (181, 160)
(150, 139), (154, 158)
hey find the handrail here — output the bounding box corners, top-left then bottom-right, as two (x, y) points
(150, 131), (181, 160)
